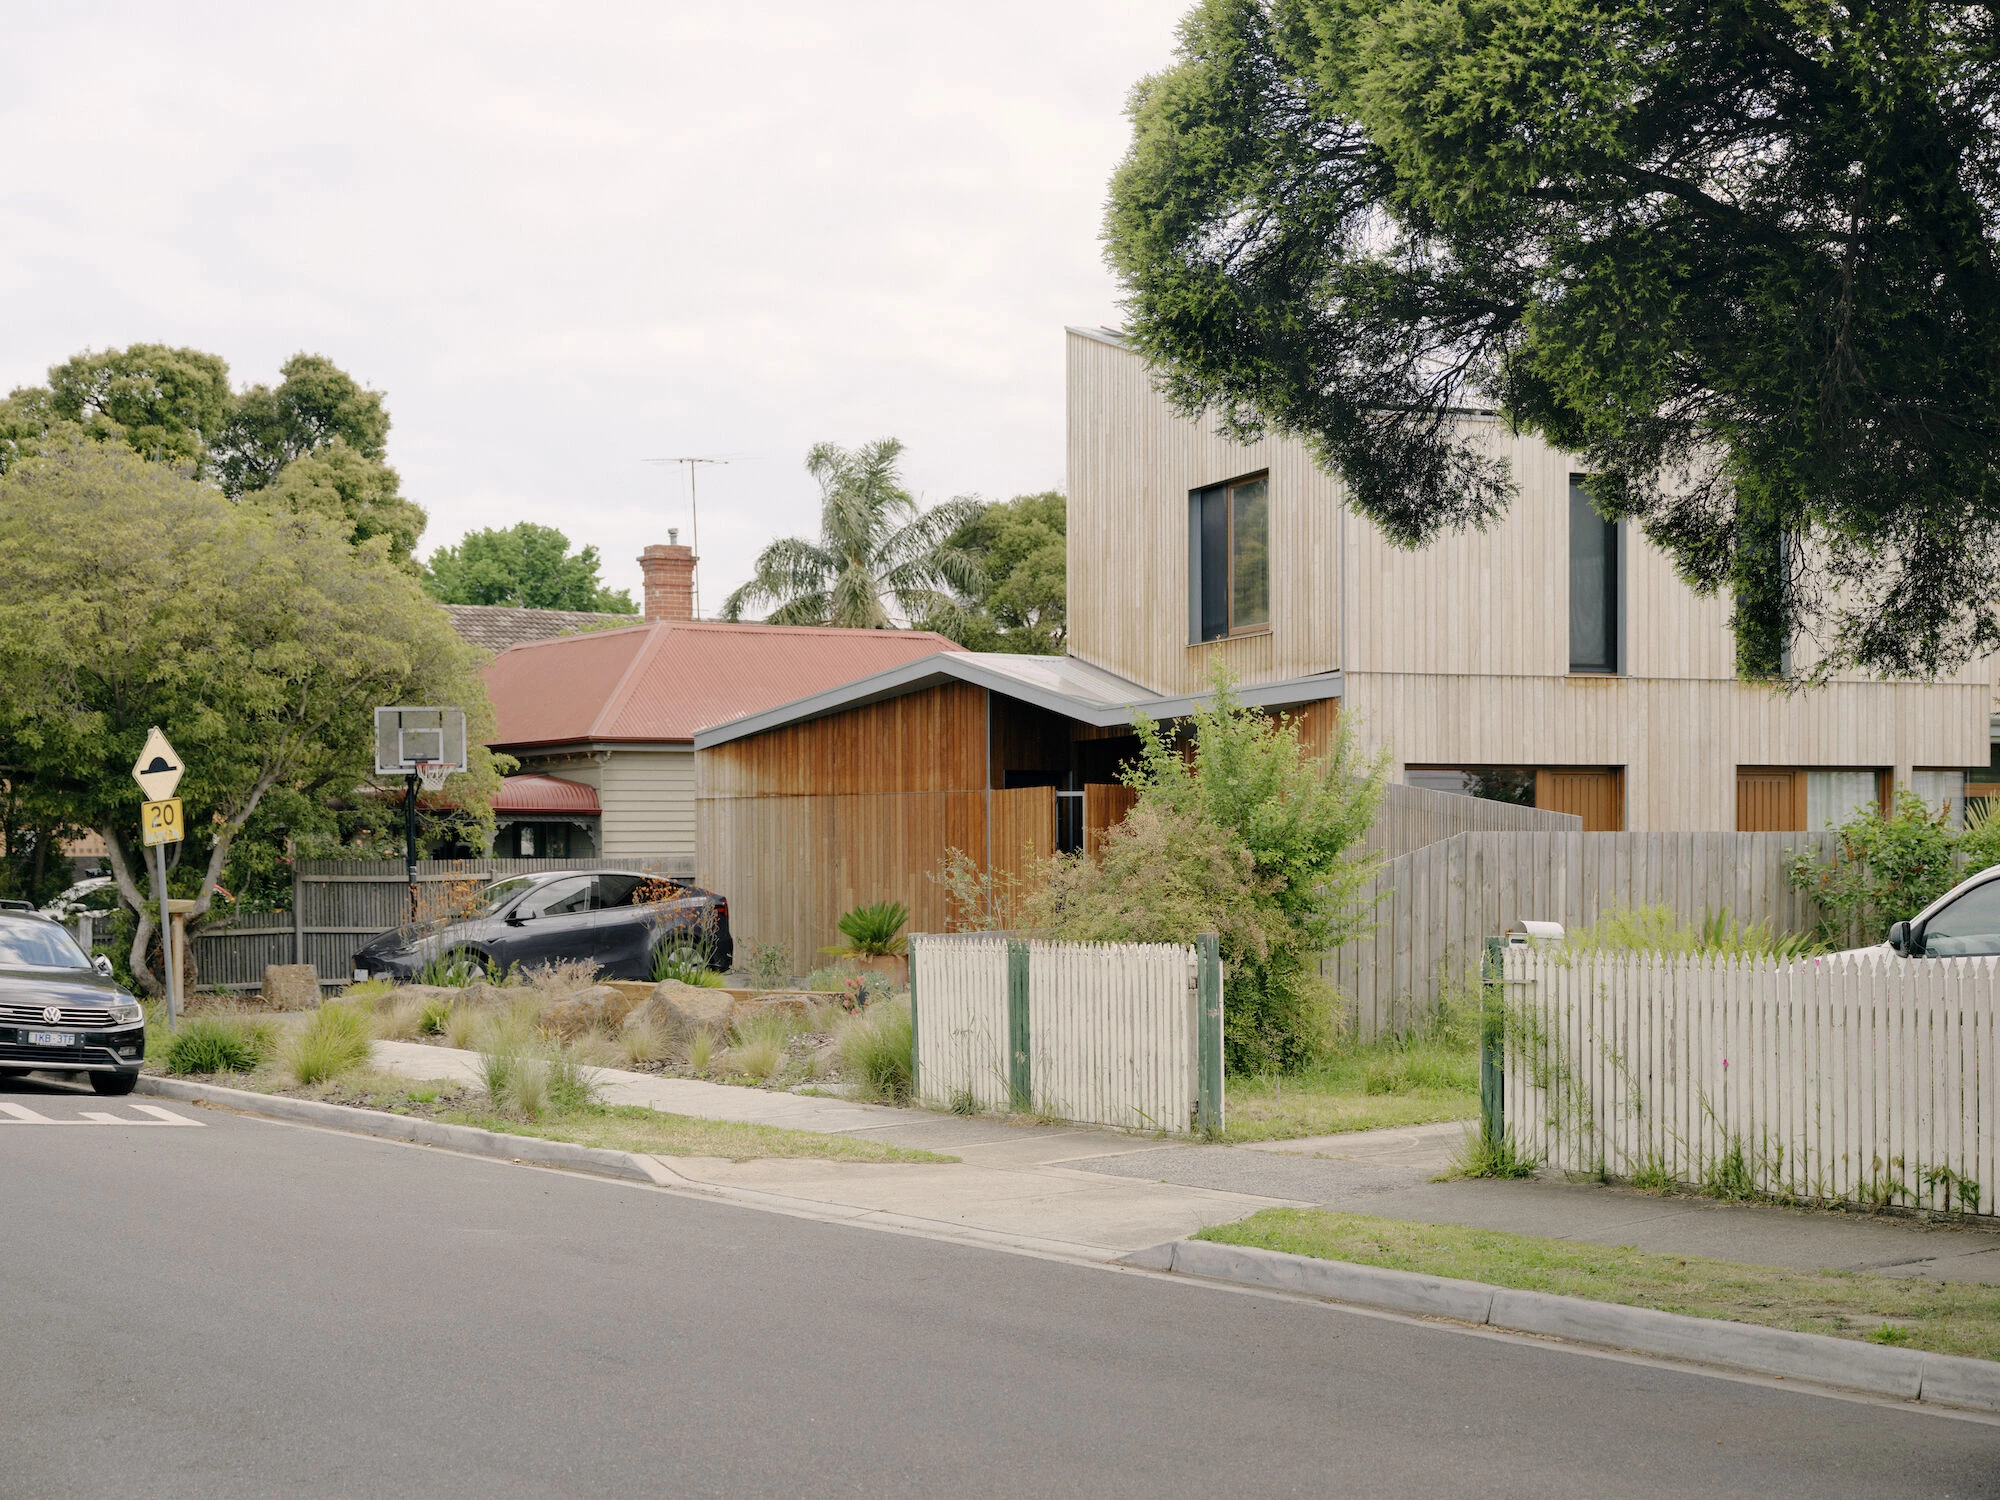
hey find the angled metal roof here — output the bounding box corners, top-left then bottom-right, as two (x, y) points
(692, 650), (1344, 748)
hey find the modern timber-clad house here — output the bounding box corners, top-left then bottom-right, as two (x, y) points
(1063, 324), (1995, 833)
(695, 325), (1996, 960)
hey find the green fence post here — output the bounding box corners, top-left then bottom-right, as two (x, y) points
(907, 935), (920, 1102)
(1007, 939), (1031, 1112)
(1481, 936), (1505, 1146)
(1196, 933), (1223, 1135)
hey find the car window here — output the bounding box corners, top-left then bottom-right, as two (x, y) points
(1923, 879), (2000, 956)
(0, 915), (91, 970)
(473, 876), (536, 918)
(516, 877), (593, 919)
(592, 875), (645, 910)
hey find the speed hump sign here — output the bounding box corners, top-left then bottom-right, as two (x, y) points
(141, 797), (185, 847)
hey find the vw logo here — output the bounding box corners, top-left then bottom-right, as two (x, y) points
(42, 1006), (61, 1024)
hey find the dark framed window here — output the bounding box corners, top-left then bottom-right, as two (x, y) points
(1190, 473), (1271, 642)
(1568, 476), (1619, 673)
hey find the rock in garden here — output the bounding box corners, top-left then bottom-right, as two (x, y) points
(623, 981), (734, 1044)
(261, 964), (321, 1010)
(541, 983), (639, 1037)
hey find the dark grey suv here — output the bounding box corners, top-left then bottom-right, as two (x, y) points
(352, 870), (732, 982)
(0, 913), (147, 1094)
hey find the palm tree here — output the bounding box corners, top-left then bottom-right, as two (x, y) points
(721, 438), (983, 629)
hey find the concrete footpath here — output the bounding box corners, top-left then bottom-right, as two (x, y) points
(367, 1040), (2000, 1283)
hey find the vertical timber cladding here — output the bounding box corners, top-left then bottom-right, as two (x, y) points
(1534, 768), (1625, 832)
(696, 682), (993, 963)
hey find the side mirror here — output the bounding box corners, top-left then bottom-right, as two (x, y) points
(1888, 920), (1912, 956)
(92, 954), (114, 977)
(505, 911), (528, 926)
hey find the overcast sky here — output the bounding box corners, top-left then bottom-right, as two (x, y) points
(1, 1), (1188, 611)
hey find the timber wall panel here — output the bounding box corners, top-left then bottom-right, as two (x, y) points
(696, 683), (986, 799)
(1326, 830), (1840, 1037)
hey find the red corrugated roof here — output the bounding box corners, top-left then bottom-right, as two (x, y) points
(491, 774), (601, 815)
(483, 620), (964, 748)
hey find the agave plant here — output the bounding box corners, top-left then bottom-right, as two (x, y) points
(829, 900), (909, 957)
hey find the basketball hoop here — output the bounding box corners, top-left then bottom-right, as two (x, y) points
(415, 761), (451, 794)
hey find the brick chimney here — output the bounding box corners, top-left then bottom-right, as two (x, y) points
(638, 529), (697, 622)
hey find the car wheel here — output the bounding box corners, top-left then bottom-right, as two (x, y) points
(90, 1071), (139, 1097)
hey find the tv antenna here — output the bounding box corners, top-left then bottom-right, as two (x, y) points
(642, 457), (728, 617)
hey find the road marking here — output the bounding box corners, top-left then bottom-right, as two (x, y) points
(0, 1101), (203, 1126)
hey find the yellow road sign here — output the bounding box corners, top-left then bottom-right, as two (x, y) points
(141, 797), (185, 847)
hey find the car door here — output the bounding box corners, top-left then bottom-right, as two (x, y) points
(585, 874), (653, 978)
(497, 876), (598, 970)
(1918, 877), (2000, 956)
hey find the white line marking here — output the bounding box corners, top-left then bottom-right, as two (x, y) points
(0, 1100), (203, 1126)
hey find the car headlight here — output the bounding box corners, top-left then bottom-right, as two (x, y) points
(108, 997), (143, 1024)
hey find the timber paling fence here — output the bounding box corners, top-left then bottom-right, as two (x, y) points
(1501, 947), (2000, 1217)
(1326, 830), (1842, 1038)
(189, 856), (695, 991)
(909, 933), (1223, 1135)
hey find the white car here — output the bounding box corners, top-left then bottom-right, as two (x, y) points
(1875, 863), (2000, 958)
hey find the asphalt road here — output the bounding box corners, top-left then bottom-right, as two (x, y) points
(3, 1073), (1996, 1499)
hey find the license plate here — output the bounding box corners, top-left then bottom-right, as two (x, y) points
(27, 1031), (78, 1047)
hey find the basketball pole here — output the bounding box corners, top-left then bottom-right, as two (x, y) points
(405, 770), (420, 922)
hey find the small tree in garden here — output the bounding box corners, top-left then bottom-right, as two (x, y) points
(1790, 792), (2000, 946)
(1030, 671), (1387, 1072)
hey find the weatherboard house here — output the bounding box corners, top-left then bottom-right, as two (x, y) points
(476, 539), (961, 869)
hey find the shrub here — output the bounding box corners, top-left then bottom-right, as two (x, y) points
(1790, 791), (2000, 944)
(829, 901), (908, 957)
(287, 1002), (373, 1085)
(373, 996), (427, 1040)
(621, 1022), (671, 1065)
(836, 1000), (913, 1104)
(544, 1050), (602, 1113)
(653, 938), (723, 986)
(805, 962), (859, 993)
(726, 1011), (796, 1081)
(418, 997), (455, 1036)
(162, 1016), (271, 1075)
(416, 948), (488, 988)
(443, 1005), (480, 1050)
(1027, 668), (1386, 1073)
(1566, 902), (1819, 958)
(745, 940), (794, 990)
(687, 1029), (718, 1072)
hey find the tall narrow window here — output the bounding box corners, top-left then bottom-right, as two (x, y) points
(1190, 473), (1271, 642)
(1568, 476), (1619, 673)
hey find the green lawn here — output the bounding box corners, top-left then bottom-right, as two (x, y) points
(1197, 1208), (2000, 1362)
(1223, 1034), (1479, 1141)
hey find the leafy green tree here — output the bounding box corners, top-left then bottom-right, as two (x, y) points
(212, 353), (392, 496)
(1107, 0), (2000, 680)
(1030, 670), (1387, 1071)
(0, 441), (497, 994)
(927, 492), (1067, 654)
(721, 438), (982, 628)
(422, 521), (636, 613)
(1, 346), (426, 561)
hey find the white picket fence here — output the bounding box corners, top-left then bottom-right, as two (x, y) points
(910, 934), (1221, 1134)
(1503, 949), (2000, 1216)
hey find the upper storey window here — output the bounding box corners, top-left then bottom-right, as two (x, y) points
(1568, 475), (1620, 673)
(1190, 473), (1270, 642)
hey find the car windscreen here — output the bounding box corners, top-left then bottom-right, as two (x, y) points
(472, 876), (537, 918)
(0, 915), (92, 970)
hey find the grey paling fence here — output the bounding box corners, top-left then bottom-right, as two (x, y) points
(1503, 947), (1999, 1216)
(191, 855), (695, 991)
(1326, 830), (1841, 1038)
(1362, 782), (1581, 860)
(910, 933), (1224, 1134)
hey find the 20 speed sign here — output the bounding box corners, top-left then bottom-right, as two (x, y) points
(141, 797), (185, 847)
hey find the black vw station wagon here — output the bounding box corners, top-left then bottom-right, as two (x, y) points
(352, 869), (733, 982)
(0, 912), (147, 1094)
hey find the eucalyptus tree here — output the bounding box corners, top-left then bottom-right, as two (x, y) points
(722, 438), (983, 629)
(1107, 0), (2000, 680)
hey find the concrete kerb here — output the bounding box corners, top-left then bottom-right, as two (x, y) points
(1150, 1237), (2000, 1416)
(137, 1076), (668, 1187)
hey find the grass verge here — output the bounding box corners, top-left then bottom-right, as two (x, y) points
(1195, 1208), (2000, 1362)
(191, 1068), (953, 1166)
(1223, 1034), (1478, 1141)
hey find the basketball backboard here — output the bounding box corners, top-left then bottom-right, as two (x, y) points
(374, 707), (467, 777)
